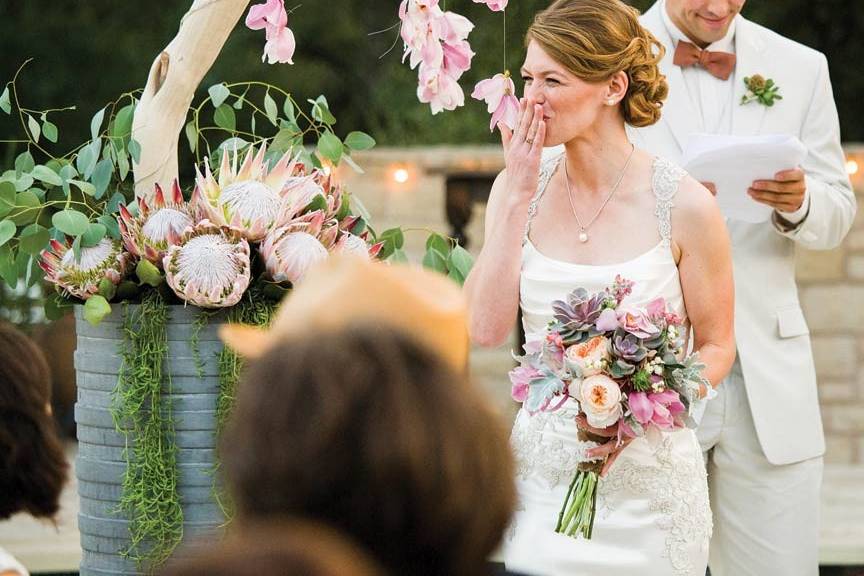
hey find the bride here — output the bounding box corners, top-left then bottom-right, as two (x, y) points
(464, 0), (736, 574)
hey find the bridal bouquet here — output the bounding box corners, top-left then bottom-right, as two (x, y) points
(508, 275), (710, 539)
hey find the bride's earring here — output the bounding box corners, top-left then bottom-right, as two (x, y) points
(606, 99), (615, 105)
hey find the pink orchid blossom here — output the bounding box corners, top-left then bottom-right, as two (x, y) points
(245, 0), (295, 64)
(595, 307), (620, 332)
(417, 65), (465, 114)
(473, 0), (508, 11)
(628, 390), (685, 430)
(617, 307), (661, 339)
(442, 39), (474, 78)
(471, 72), (519, 131)
(646, 297), (667, 320)
(509, 365), (543, 403)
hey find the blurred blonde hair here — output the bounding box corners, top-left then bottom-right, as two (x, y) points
(527, 0), (668, 127)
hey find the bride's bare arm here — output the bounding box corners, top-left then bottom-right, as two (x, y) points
(464, 101), (546, 347)
(674, 177), (737, 390)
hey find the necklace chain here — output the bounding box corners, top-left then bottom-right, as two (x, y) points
(564, 144), (636, 242)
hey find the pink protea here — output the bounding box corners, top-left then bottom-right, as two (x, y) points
(119, 180), (198, 267)
(163, 220), (251, 308)
(331, 232), (384, 260)
(259, 210), (331, 284)
(39, 238), (131, 300)
(192, 144), (314, 241)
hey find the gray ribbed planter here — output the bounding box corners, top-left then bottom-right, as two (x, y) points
(74, 304), (228, 575)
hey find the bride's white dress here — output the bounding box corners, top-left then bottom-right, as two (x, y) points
(501, 154), (712, 576)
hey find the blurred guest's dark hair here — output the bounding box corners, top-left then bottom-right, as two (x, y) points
(0, 321), (68, 520)
(161, 519), (385, 576)
(223, 324), (515, 576)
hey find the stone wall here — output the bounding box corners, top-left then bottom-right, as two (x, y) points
(339, 144), (864, 464)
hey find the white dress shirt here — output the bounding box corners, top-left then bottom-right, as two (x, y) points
(659, 0), (809, 222)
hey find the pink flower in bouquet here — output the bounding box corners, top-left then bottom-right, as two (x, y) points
(617, 308), (660, 339)
(471, 72), (519, 132)
(628, 390), (685, 430)
(646, 297), (666, 320)
(595, 307), (619, 332)
(565, 336), (610, 377)
(576, 374), (623, 429)
(509, 365), (543, 402)
(245, 0), (296, 65)
(473, 0), (508, 11)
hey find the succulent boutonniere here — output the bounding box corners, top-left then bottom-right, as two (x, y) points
(740, 74), (782, 107)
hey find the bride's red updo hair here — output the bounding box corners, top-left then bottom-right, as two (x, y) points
(527, 0), (668, 127)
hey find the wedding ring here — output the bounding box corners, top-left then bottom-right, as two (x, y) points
(526, 137), (534, 144)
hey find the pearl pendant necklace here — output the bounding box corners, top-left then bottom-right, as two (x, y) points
(564, 144), (636, 244)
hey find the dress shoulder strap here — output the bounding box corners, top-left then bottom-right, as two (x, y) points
(651, 156), (686, 246)
(523, 153), (563, 244)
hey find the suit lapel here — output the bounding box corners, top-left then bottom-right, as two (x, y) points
(641, 4), (702, 152)
(730, 18), (769, 135)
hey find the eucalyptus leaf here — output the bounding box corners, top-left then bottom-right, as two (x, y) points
(185, 121), (197, 154)
(117, 149), (130, 181)
(425, 233), (450, 255)
(44, 293), (72, 321)
(106, 192), (125, 214)
(83, 295), (112, 326)
(128, 138), (141, 164)
(26, 114), (40, 142)
(98, 214), (121, 240)
(52, 210), (89, 236)
(379, 227), (404, 249)
(214, 104), (236, 132)
(0, 245), (17, 288)
(91, 159), (113, 199)
(42, 120), (58, 143)
(76, 144), (96, 177)
(344, 131), (376, 151)
(0, 182), (14, 218)
(9, 191), (41, 226)
(71, 235), (82, 261)
(112, 103), (135, 140)
(270, 127), (297, 153)
(90, 107), (106, 140)
(98, 277), (116, 300)
(81, 223), (107, 247)
(422, 247), (448, 274)
(0, 220), (15, 247)
(283, 96), (295, 122)
(69, 180), (96, 197)
(31, 165), (62, 187)
(14, 175), (33, 192)
(19, 224), (50, 255)
(0, 87), (10, 114)
(390, 248), (409, 264)
(208, 83), (231, 108)
(316, 132), (343, 164)
(264, 91), (279, 126)
(15, 151), (35, 174)
(136, 259), (163, 287)
(446, 245), (473, 284)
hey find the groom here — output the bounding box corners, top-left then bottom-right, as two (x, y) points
(629, 1), (856, 575)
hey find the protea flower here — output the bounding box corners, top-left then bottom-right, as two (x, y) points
(259, 211), (330, 284)
(39, 238), (131, 300)
(332, 232), (384, 260)
(163, 220), (251, 308)
(192, 144), (319, 241)
(118, 180), (197, 267)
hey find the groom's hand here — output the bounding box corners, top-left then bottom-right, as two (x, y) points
(748, 168), (807, 212)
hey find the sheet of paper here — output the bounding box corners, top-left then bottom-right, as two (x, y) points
(681, 133), (808, 223)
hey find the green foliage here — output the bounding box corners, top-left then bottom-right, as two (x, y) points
(111, 293), (183, 570)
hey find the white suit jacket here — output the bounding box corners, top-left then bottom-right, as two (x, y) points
(629, 3), (856, 464)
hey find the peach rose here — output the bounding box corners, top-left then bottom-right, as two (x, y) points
(577, 374), (623, 429)
(565, 336), (610, 377)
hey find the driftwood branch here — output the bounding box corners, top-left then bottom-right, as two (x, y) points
(132, 0), (251, 202)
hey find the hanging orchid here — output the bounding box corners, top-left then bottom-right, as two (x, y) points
(245, 0), (296, 65)
(472, 71), (520, 132)
(473, 0), (508, 11)
(398, 0), (475, 114)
